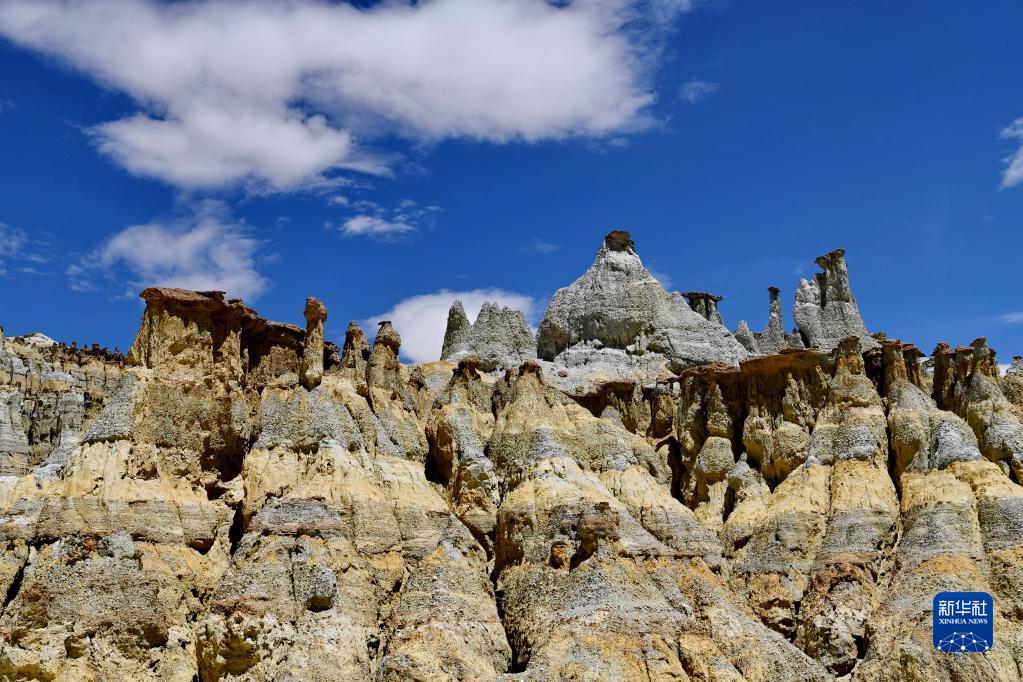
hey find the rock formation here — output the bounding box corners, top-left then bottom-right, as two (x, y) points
(537, 231), (748, 368)
(340, 319), (371, 375)
(737, 287), (803, 355)
(794, 248), (878, 352)
(2, 236), (1023, 681)
(0, 331), (124, 478)
(299, 296), (327, 390)
(682, 291), (724, 326)
(440, 300), (536, 371)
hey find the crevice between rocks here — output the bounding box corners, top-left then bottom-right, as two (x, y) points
(2, 557), (26, 613)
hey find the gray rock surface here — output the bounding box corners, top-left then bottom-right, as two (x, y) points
(440, 300), (536, 371)
(793, 248), (878, 352)
(760, 286), (794, 354)
(736, 287), (803, 355)
(440, 300), (473, 361)
(0, 334), (125, 477)
(789, 248), (879, 351)
(536, 231), (748, 367)
(734, 319), (759, 354)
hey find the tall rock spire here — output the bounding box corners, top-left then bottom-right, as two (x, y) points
(793, 248), (878, 352)
(300, 297), (327, 390)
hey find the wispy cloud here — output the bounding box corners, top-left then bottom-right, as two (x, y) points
(523, 238), (559, 255)
(338, 215), (416, 238)
(68, 202), (269, 301)
(367, 288), (538, 363)
(679, 79), (717, 104)
(998, 311), (1023, 324)
(328, 198), (440, 240)
(0, 99), (13, 114)
(0, 223), (50, 276)
(0, 223), (28, 259)
(1000, 118), (1023, 189)
(0, 0), (694, 193)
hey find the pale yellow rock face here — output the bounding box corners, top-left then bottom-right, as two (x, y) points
(4, 291), (1023, 681)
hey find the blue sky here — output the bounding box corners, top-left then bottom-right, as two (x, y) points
(0, 1), (1021, 365)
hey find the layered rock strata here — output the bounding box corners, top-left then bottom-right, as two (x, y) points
(0, 328), (125, 479)
(1, 244), (1022, 681)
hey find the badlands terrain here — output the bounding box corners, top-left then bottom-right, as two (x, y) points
(2, 231), (1022, 681)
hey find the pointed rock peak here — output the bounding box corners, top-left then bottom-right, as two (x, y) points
(449, 299), (469, 320)
(536, 232), (748, 366)
(441, 299), (536, 371)
(441, 300), (474, 362)
(1009, 357), (1023, 376)
(734, 320), (758, 354)
(345, 320), (366, 342)
(340, 320), (370, 371)
(374, 321), (400, 351)
(793, 248), (877, 352)
(603, 230), (635, 253)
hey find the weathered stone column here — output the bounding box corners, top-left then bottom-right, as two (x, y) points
(300, 297), (328, 389)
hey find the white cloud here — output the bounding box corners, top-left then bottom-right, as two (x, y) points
(1000, 118), (1023, 189)
(999, 311), (1023, 324)
(330, 198), (440, 239)
(339, 215), (416, 238)
(69, 202), (269, 301)
(367, 288), (538, 363)
(0, 223), (27, 258)
(0, 0), (692, 192)
(0, 223), (50, 276)
(679, 79), (717, 104)
(523, 237), (559, 255)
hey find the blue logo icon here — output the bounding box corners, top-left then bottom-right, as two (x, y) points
(933, 592), (994, 652)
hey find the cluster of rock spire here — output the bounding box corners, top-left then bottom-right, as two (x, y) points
(440, 301), (535, 371)
(439, 233), (879, 373)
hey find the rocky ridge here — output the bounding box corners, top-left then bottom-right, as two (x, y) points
(0, 234), (1021, 681)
